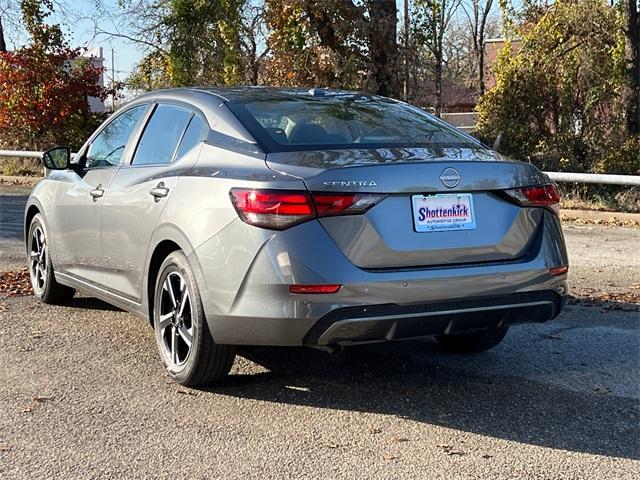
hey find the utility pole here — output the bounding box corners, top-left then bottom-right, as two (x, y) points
(403, 0), (410, 101)
(111, 48), (116, 111)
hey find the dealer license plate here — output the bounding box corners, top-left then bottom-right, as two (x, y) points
(411, 193), (476, 232)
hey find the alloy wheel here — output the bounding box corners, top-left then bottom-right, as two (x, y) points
(29, 226), (47, 294)
(158, 271), (193, 367)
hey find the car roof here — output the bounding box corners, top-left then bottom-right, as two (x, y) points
(134, 86), (380, 105)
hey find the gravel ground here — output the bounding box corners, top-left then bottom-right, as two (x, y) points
(1, 188), (639, 479)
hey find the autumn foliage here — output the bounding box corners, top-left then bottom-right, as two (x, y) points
(0, 1), (108, 151)
(0, 45), (106, 149)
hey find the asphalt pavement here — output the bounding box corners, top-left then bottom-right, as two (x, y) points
(0, 186), (638, 479)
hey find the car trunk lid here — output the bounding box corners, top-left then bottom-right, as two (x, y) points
(266, 148), (550, 269)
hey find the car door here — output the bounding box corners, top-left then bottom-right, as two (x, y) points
(100, 103), (207, 301)
(53, 104), (149, 287)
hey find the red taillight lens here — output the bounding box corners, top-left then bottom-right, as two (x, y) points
(230, 189), (385, 229)
(289, 284), (342, 294)
(313, 193), (384, 217)
(505, 184), (561, 210)
(230, 189), (315, 230)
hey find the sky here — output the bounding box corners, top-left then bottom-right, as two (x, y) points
(2, 0), (502, 88)
(2, 0), (144, 86)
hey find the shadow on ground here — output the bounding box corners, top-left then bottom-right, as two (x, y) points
(212, 342), (639, 460)
(29, 294), (640, 460)
(62, 296), (124, 312)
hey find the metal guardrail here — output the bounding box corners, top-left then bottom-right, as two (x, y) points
(546, 172), (640, 186)
(0, 149), (45, 158)
(0, 149), (76, 159)
(1, 149), (639, 186)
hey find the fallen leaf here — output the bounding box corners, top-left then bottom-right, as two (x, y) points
(176, 389), (197, 396)
(383, 455), (398, 461)
(0, 269), (32, 297)
(593, 386), (611, 394)
(447, 449), (465, 456)
(438, 444), (465, 456)
(392, 437), (409, 443)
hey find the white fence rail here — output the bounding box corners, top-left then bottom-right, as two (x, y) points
(1, 149), (639, 186)
(0, 149), (45, 159)
(546, 172), (640, 186)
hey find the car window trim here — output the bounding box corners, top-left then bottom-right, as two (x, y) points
(80, 102), (153, 170)
(124, 101), (208, 168)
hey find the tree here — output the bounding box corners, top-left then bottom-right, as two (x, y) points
(239, 3), (270, 85)
(264, 0), (399, 97)
(462, 0), (494, 94)
(623, 0), (640, 135)
(414, 0), (462, 115)
(0, 0), (107, 149)
(99, 0), (245, 90)
(476, 0), (637, 175)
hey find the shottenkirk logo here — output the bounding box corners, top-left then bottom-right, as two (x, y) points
(417, 203), (469, 221)
(439, 168), (461, 188)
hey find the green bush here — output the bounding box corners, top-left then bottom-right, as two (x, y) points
(476, 0), (636, 176)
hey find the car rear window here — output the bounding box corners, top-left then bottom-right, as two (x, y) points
(227, 94), (483, 153)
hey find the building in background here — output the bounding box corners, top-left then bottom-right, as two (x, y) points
(81, 46), (105, 113)
(484, 38), (522, 91)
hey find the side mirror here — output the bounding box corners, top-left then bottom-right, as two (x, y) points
(42, 146), (71, 170)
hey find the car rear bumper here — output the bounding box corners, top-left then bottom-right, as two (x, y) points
(190, 209), (569, 347)
(303, 290), (565, 347)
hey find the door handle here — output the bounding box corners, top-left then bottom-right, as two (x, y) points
(90, 185), (104, 200)
(149, 182), (169, 201)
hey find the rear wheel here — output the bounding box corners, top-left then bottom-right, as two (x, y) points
(153, 251), (236, 387)
(28, 214), (75, 304)
(436, 325), (509, 353)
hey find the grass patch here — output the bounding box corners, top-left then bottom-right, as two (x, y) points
(0, 157), (42, 177)
(559, 184), (639, 213)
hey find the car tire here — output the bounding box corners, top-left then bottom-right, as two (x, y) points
(153, 251), (236, 387)
(28, 213), (76, 304)
(436, 325), (509, 353)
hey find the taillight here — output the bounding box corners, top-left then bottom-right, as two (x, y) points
(230, 189), (385, 230)
(312, 193), (383, 216)
(505, 183), (561, 212)
(229, 189), (315, 229)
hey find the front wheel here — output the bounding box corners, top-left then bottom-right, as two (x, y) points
(28, 213), (75, 304)
(436, 325), (509, 353)
(153, 251), (236, 387)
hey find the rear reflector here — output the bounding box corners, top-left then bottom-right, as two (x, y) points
(230, 188), (385, 230)
(289, 284), (342, 294)
(549, 266), (569, 276)
(505, 183), (561, 209)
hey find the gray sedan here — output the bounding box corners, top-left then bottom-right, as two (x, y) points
(25, 87), (568, 386)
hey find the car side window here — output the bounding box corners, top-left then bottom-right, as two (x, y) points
(131, 104), (193, 166)
(85, 105), (147, 168)
(174, 114), (206, 162)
